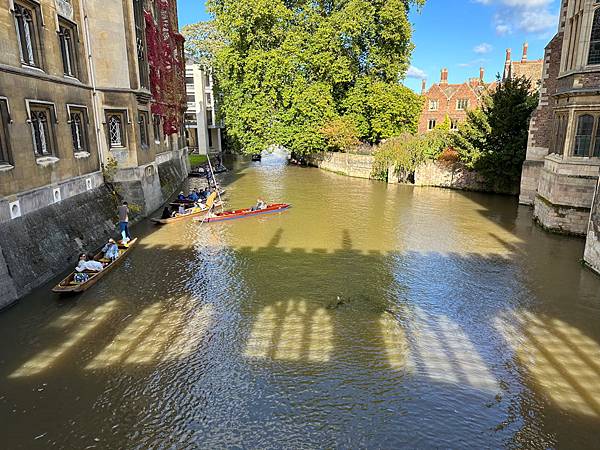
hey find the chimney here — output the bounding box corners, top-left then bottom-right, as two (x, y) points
(440, 68), (448, 84)
(505, 48), (511, 63)
(421, 79), (427, 94)
(479, 67), (484, 82)
(522, 42), (528, 62)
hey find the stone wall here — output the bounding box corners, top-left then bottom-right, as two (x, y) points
(413, 161), (492, 192)
(0, 185), (117, 309)
(306, 152), (374, 179)
(533, 155), (600, 235)
(584, 179), (600, 274)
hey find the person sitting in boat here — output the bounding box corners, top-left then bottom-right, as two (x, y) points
(177, 191), (186, 201)
(76, 253), (104, 273)
(161, 206), (171, 219)
(251, 198), (267, 211)
(102, 238), (119, 261)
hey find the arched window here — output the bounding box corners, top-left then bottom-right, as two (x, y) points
(588, 8), (600, 65)
(574, 114), (594, 156)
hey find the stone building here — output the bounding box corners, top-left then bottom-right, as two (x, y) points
(418, 68), (492, 134)
(517, 0), (600, 274)
(0, 0), (188, 307)
(184, 60), (223, 155)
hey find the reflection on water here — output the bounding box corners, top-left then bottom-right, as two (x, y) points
(496, 310), (600, 419)
(0, 153), (599, 448)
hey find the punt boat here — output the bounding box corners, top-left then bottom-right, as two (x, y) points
(194, 203), (291, 223)
(52, 238), (138, 294)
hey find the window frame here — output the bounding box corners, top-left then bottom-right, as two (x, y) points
(450, 118), (459, 130)
(13, 0), (43, 69)
(67, 104), (89, 154)
(0, 98), (13, 165)
(138, 110), (149, 149)
(105, 110), (128, 149)
(26, 100), (58, 158)
(456, 98), (469, 111)
(428, 99), (438, 111)
(58, 18), (80, 79)
(152, 114), (162, 144)
(133, 0), (150, 89)
(572, 112), (600, 158)
(427, 118), (436, 130)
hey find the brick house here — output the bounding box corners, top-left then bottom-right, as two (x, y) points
(516, 0), (600, 274)
(502, 42), (544, 89)
(418, 68), (492, 134)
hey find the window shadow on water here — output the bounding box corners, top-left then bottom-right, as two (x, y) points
(0, 225), (599, 448)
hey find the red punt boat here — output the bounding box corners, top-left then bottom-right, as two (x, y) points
(194, 203), (291, 223)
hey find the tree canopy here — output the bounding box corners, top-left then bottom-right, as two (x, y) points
(188, 0), (425, 154)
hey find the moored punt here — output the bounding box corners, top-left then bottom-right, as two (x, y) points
(52, 238), (138, 294)
(152, 202), (223, 225)
(193, 203), (291, 224)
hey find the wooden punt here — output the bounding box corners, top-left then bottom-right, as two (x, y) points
(151, 201), (223, 224)
(52, 238), (138, 294)
(193, 203), (290, 223)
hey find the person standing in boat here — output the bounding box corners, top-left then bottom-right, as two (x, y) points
(117, 201), (131, 244)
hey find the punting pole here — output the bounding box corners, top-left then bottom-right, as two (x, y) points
(206, 154), (224, 212)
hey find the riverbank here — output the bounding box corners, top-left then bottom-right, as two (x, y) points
(305, 151), (518, 194)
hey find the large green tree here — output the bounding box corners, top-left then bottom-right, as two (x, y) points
(192, 0), (424, 155)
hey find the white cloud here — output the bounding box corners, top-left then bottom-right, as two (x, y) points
(475, 0), (559, 35)
(406, 65), (427, 80)
(474, 43), (493, 54)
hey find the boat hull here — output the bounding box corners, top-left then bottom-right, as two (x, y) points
(194, 203), (291, 223)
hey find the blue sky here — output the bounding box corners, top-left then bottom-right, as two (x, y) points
(177, 0), (561, 92)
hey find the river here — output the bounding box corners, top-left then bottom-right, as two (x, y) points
(0, 153), (599, 449)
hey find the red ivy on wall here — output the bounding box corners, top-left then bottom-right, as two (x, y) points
(144, 0), (186, 136)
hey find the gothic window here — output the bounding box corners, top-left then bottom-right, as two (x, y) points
(106, 112), (126, 148)
(551, 113), (568, 155)
(14, 2), (41, 67)
(59, 21), (78, 78)
(427, 119), (436, 130)
(573, 114), (594, 156)
(206, 93), (212, 105)
(153, 114), (161, 143)
(133, 0), (149, 89)
(456, 98), (469, 110)
(0, 99), (12, 165)
(139, 111), (149, 148)
(429, 100), (438, 111)
(589, 9), (600, 65)
(206, 109), (213, 126)
(30, 104), (56, 157)
(69, 107), (88, 153)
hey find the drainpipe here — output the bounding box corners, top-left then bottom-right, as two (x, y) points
(80, 0), (104, 172)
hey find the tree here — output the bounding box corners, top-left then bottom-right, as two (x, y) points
(203, 0), (425, 155)
(181, 21), (224, 68)
(320, 117), (360, 152)
(453, 76), (538, 190)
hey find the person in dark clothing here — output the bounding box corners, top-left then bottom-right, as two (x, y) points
(161, 207), (171, 219)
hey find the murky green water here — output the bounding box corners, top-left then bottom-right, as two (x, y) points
(1, 153), (600, 448)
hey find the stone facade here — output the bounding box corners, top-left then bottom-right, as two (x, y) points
(584, 178), (600, 273)
(0, 0), (189, 306)
(418, 68), (492, 134)
(516, 0), (600, 271)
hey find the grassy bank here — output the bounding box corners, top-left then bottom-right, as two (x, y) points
(189, 153), (208, 168)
